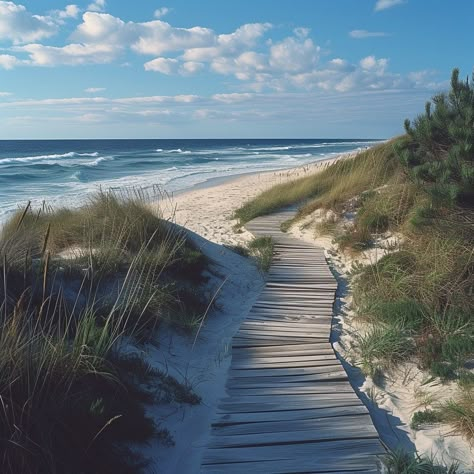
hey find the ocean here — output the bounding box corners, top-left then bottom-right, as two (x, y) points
(0, 138), (381, 221)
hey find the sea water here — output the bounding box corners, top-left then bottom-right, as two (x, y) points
(0, 138), (381, 221)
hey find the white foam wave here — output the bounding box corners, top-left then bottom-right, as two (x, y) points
(252, 146), (292, 151)
(0, 151), (99, 165)
(83, 156), (113, 167)
(168, 148), (192, 154)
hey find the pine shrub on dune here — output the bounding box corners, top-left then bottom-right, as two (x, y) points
(399, 68), (474, 208)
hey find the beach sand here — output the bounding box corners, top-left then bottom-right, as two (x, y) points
(160, 154), (350, 247)
(147, 151), (473, 473)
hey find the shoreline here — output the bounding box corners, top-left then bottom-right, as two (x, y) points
(169, 152), (350, 199)
(160, 150), (358, 247)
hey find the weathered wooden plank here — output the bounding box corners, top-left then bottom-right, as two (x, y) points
(216, 397), (362, 414)
(202, 438), (384, 465)
(201, 458), (380, 474)
(207, 424), (378, 449)
(225, 382), (355, 396)
(247, 307), (333, 316)
(231, 342), (333, 354)
(218, 392), (362, 413)
(226, 371), (348, 387)
(212, 414), (373, 436)
(241, 320), (331, 330)
(236, 328), (329, 339)
(229, 364), (345, 378)
(232, 340), (328, 348)
(212, 404), (369, 426)
(232, 336), (327, 344)
(232, 352), (335, 363)
(232, 359), (341, 369)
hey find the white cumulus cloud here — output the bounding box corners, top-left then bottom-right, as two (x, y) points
(87, 0), (106, 12)
(154, 7), (170, 19)
(56, 4), (80, 19)
(269, 36), (319, 72)
(18, 42), (118, 66)
(0, 1), (57, 43)
(350, 29), (388, 39)
(0, 54), (21, 69)
(375, 0), (405, 11)
(72, 13), (215, 57)
(144, 57), (179, 74)
(85, 87), (106, 93)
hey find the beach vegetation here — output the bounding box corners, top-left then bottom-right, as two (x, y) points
(383, 448), (458, 473)
(234, 139), (400, 225)
(410, 410), (443, 430)
(441, 391), (474, 442)
(0, 190), (207, 473)
(248, 236), (274, 272)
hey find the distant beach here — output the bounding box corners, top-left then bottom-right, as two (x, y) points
(0, 139), (381, 221)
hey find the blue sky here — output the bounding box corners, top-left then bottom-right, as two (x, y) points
(0, 0), (472, 139)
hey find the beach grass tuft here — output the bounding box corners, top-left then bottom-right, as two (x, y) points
(383, 448), (459, 473)
(248, 236), (274, 272)
(0, 189), (206, 474)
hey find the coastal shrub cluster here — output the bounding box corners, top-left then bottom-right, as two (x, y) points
(400, 68), (474, 208)
(0, 191), (206, 474)
(352, 71), (474, 381)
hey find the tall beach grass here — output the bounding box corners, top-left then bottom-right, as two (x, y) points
(0, 190), (206, 473)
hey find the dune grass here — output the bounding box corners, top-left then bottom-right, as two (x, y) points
(235, 139), (401, 225)
(442, 391), (474, 442)
(383, 448), (458, 473)
(0, 190), (206, 474)
(410, 410), (443, 430)
(248, 236), (274, 272)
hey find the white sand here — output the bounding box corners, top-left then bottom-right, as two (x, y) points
(143, 152), (473, 472)
(159, 155), (350, 247)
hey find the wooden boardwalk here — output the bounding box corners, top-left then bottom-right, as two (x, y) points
(201, 210), (384, 473)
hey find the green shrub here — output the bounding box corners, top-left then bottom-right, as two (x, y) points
(411, 410), (443, 430)
(248, 236), (274, 272)
(357, 207), (390, 233)
(399, 68), (474, 208)
(364, 299), (426, 330)
(383, 448), (458, 473)
(335, 227), (372, 251)
(429, 361), (457, 381)
(356, 325), (413, 376)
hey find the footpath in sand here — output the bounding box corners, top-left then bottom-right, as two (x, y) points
(200, 209), (384, 473)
